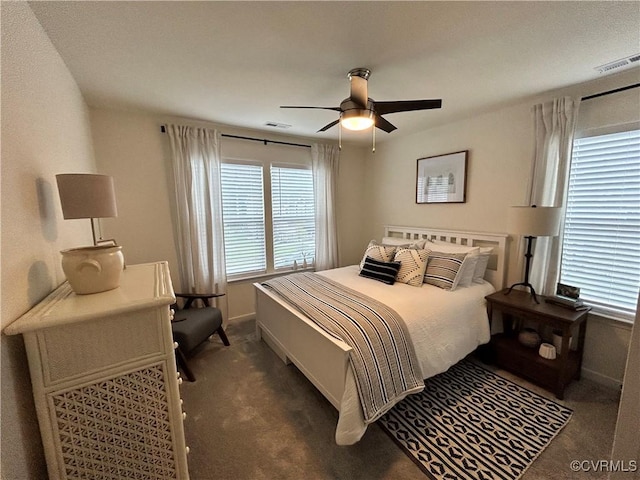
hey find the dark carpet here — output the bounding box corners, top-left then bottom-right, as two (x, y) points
(179, 318), (618, 479)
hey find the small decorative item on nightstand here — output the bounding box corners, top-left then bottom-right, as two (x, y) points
(539, 343), (557, 360)
(518, 327), (541, 348)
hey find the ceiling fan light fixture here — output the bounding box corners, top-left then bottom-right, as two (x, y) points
(280, 67), (442, 135)
(340, 109), (374, 131)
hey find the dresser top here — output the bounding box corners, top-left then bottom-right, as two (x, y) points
(4, 262), (175, 335)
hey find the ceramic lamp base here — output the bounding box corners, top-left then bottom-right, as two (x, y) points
(61, 245), (124, 294)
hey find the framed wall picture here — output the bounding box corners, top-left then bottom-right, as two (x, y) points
(416, 150), (468, 204)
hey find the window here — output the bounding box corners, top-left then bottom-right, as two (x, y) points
(220, 163), (266, 276)
(220, 160), (315, 279)
(271, 166), (315, 269)
(560, 129), (640, 320)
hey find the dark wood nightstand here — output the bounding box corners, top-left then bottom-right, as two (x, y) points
(485, 288), (590, 399)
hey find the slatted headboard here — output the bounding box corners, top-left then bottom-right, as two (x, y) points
(384, 225), (509, 290)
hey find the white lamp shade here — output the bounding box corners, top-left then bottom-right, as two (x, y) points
(507, 206), (562, 237)
(56, 174), (117, 219)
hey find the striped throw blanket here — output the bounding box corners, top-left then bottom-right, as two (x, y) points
(262, 273), (424, 423)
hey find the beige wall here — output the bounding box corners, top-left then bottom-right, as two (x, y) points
(89, 108), (369, 321)
(1, 3), (98, 477)
(89, 109), (180, 275)
(362, 67), (639, 386)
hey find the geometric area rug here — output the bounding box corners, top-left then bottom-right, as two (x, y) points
(378, 360), (573, 480)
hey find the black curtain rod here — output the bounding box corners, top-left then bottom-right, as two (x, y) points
(582, 83), (640, 101)
(160, 125), (311, 148)
(221, 133), (311, 148)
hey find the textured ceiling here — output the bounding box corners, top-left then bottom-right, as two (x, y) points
(29, 1), (640, 144)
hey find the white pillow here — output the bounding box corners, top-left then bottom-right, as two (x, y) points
(473, 247), (494, 283)
(411, 239), (428, 249)
(381, 236), (410, 246)
(381, 236), (426, 249)
(429, 239), (479, 254)
(455, 255), (479, 288)
(359, 240), (397, 269)
(393, 248), (429, 287)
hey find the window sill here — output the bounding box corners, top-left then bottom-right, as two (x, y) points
(228, 267), (315, 284)
(587, 306), (635, 327)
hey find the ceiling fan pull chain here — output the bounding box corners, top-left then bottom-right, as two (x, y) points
(372, 125), (376, 153)
(339, 122), (342, 150)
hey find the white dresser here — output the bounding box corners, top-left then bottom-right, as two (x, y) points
(4, 261), (190, 480)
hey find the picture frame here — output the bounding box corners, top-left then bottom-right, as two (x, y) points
(556, 282), (580, 300)
(416, 150), (468, 204)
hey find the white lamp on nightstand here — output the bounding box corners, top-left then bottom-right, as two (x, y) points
(505, 205), (562, 303)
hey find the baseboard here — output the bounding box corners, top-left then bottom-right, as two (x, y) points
(581, 367), (623, 391)
(228, 313), (256, 323)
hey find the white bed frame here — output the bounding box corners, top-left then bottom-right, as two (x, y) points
(253, 226), (509, 411)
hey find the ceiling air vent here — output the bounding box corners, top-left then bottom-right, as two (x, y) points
(265, 121), (292, 129)
(595, 54), (640, 74)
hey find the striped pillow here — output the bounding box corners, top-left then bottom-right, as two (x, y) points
(359, 256), (401, 285)
(359, 240), (397, 269)
(394, 248), (429, 287)
(424, 251), (467, 290)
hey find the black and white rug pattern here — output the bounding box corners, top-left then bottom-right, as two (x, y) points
(379, 360), (573, 480)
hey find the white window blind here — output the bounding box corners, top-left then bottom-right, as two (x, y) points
(271, 165), (315, 269)
(560, 129), (640, 319)
(220, 163), (266, 276)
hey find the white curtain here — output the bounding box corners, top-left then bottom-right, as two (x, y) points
(526, 97), (580, 295)
(311, 143), (340, 271)
(166, 124), (227, 299)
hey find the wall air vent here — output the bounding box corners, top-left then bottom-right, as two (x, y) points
(595, 54), (640, 74)
(265, 121), (292, 129)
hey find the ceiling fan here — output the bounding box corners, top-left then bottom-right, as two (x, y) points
(280, 67), (442, 134)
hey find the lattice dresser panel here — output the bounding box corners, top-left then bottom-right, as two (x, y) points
(51, 363), (178, 480)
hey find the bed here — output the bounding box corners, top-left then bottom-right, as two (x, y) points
(253, 225), (508, 445)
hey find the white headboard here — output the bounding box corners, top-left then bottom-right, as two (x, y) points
(384, 225), (509, 290)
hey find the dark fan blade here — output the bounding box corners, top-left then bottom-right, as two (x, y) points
(374, 99), (442, 115)
(280, 106), (342, 111)
(374, 115), (397, 133)
(317, 119), (340, 132)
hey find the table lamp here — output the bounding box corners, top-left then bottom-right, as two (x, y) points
(56, 173), (124, 294)
(505, 205), (562, 303)
(56, 173), (118, 245)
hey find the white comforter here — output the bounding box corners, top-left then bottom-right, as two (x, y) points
(317, 265), (494, 445)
